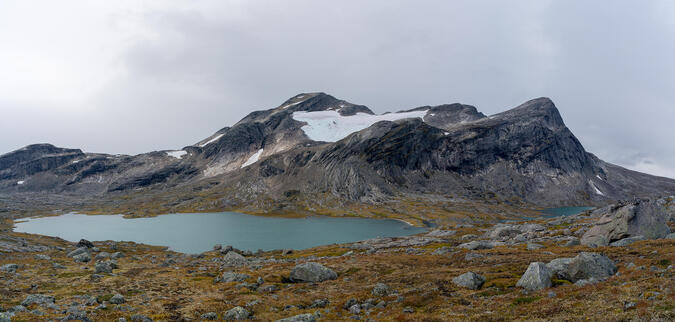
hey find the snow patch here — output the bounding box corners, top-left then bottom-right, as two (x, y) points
(72, 160), (80, 164)
(589, 180), (604, 196)
(17, 181), (24, 185)
(241, 149), (264, 168)
(166, 150), (188, 159)
(200, 133), (224, 147)
(596, 175), (603, 180)
(292, 110), (428, 142)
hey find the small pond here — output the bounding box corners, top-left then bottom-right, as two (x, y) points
(13, 212), (427, 254)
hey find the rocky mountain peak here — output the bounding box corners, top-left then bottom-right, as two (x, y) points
(277, 92), (374, 116)
(491, 97), (565, 130)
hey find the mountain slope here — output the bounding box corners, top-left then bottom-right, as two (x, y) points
(1, 93), (674, 219)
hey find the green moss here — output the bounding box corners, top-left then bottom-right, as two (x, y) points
(552, 278), (572, 286)
(512, 296), (541, 306)
(97, 294), (114, 303)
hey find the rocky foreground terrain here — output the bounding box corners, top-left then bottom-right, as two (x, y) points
(1, 197), (673, 321)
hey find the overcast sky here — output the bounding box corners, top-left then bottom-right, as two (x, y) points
(1, 0), (674, 178)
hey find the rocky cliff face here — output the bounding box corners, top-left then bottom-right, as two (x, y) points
(1, 93), (675, 214)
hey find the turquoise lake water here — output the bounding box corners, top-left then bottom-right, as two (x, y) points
(13, 212), (427, 254)
(540, 207), (594, 217)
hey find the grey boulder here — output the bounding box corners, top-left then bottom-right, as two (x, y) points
(565, 252), (616, 282)
(222, 251), (247, 267)
(73, 253), (91, 263)
(452, 272), (486, 290)
(109, 294), (125, 304)
(21, 294), (55, 306)
(0, 264), (19, 273)
(546, 258), (573, 280)
(218, 272), (250, 283)
(516, 262), (552, 291)
(67, 247), (89, 258)
(222, 306), (250, 320)
(609, 235), (646, 247)
(372, 283), (392, 296)
(275, 312), (319, 322)
(289, 262), (337, 282)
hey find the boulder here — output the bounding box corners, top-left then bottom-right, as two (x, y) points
(218, 272), (250, 283)
(565, 252), (616, 282)
(609, 235), (646, 247)
(73, 253), (91, 263)
(0, 264), (19, 273)
(200, 312), (217, 320)
(222, 251), (247, 267)
(275, 313), (319, 322)
(109, 294), (125, 304)
(289, 262), (337, 282)
(426, 230), (456, 238)
(581, 198), (672, 246)
(130, 314), (152, 322)
(34, 254), (51, 260)
(67, 247), (89, 258)
(457, 241), (503, 250)
(21, 294), (55, 306)
(372, 283), (392, 296)
(516, 262), (552, 291)
(452, 272), (486, 290)
(95, 260), (115, 274)
(546, 258), (573, 280)
(94, 252), (110, 260)
(76, 239), (95, 248)
(222, 306), (250, 320)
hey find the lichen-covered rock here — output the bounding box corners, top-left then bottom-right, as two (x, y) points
(565, 252), (617, 282)
(452, 272), (486, 290)
(222, 306), (250, 320)
(0, 263), (19, 273)
(67, 247), (89, 258)
(217, 272), (250, 283)
(289, 262), (337, 282)
(222, 251), (247, 267)
(109, 294), (125, 304)
(95, 260), (115, 274)
(21, 294), (55, 306)
(457, 240), (503, 250)
(275, 312), (319, 322)
(201, 312), (217, 320)
(546, 258), (573, 280)
(73, 252), (91, 263)
(372, 283), (392, 296)
(516, 262), (552, 291)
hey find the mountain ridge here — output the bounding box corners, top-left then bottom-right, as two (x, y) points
(1, 93), (674, 222)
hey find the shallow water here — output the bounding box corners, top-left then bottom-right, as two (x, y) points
(13, 212), (426, 253)
(540, 206), (594, 218)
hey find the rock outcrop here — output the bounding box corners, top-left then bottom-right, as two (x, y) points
(581, 197), (673, 247)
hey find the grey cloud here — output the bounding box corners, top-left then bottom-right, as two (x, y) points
(0, 0), (673, 178)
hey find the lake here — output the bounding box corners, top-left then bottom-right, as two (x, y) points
(540, 206), (594, 218)
(13, 212), (427, 254)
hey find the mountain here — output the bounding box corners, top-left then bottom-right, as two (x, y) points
(1, 93), (674, 220)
